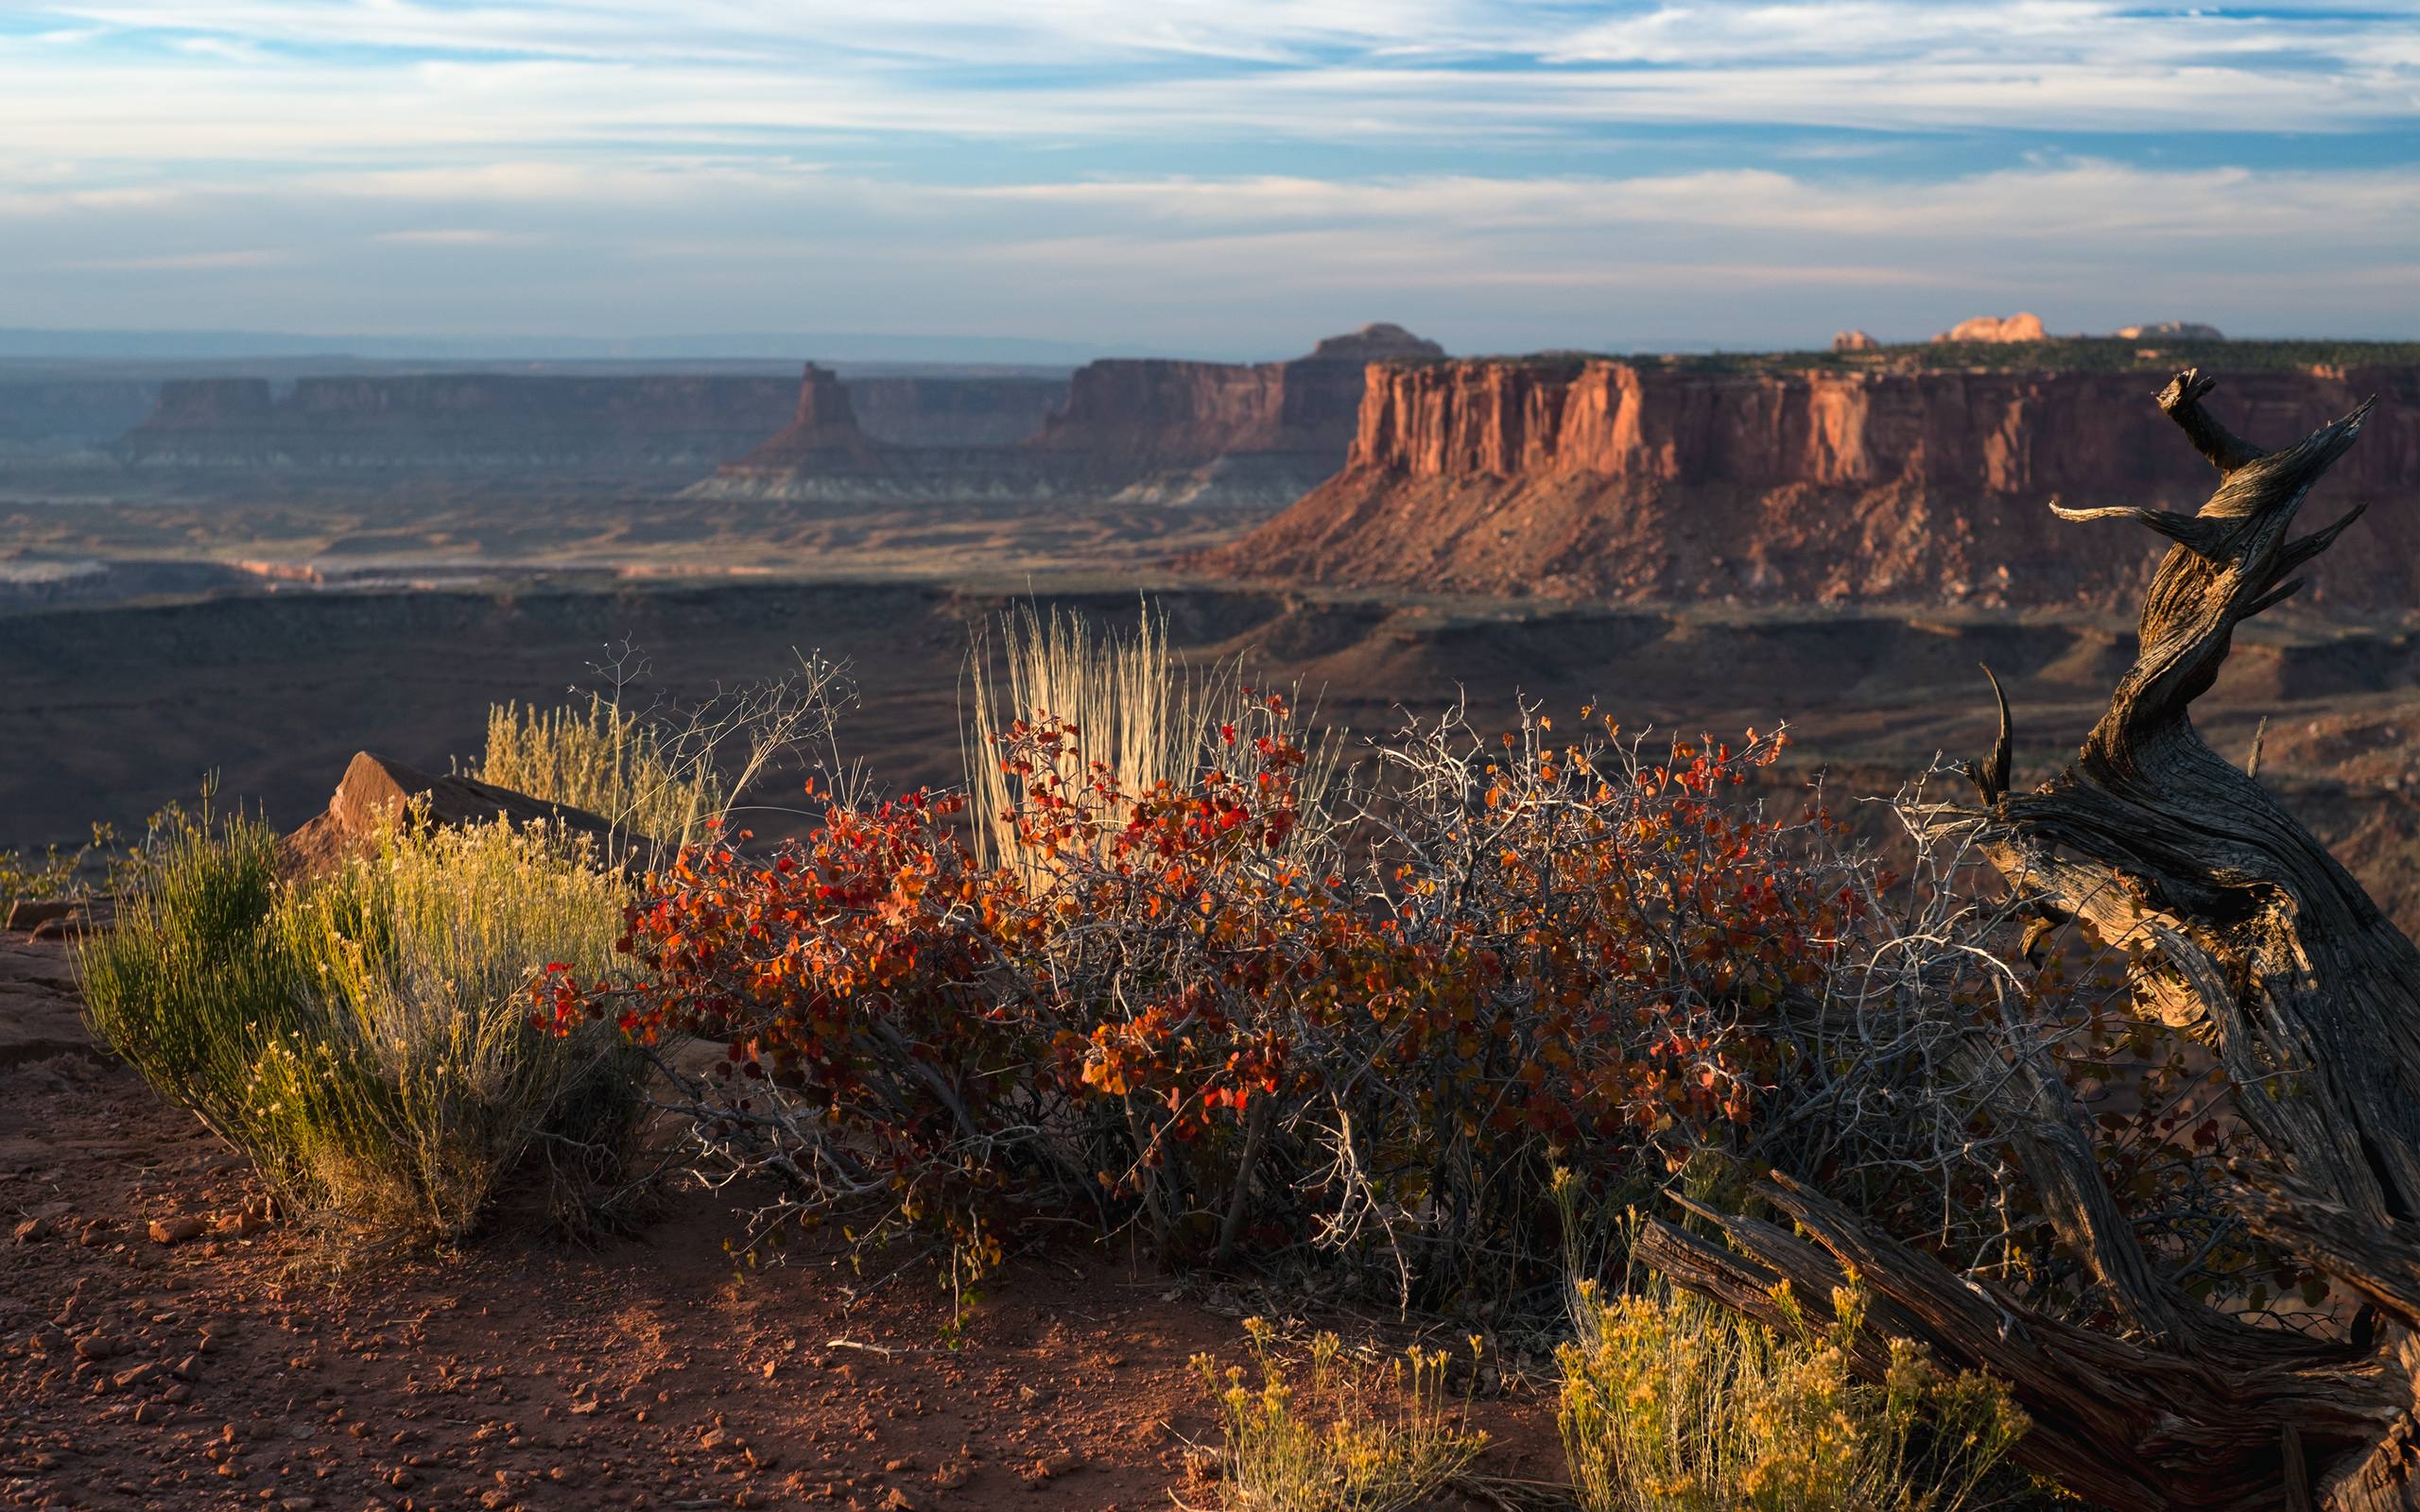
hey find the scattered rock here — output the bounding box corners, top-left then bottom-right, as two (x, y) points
(13, 1215), (49, 1244)
(147, 1216), (205, 1246)
(1021, 1451), (1081, 1483)
(1, 898), (80, 933)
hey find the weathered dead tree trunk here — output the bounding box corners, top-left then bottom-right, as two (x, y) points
(1638, 369), (2420, 1511)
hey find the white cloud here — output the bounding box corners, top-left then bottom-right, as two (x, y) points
(68, 248), (289, 269)
(1, 0), (2411, 169)
(1, 155), (2410, 346)
(0, 2), (2411, 344)
(369, 228), (540, 244)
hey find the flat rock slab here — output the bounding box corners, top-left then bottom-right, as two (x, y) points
(0, 935), (95, 1067)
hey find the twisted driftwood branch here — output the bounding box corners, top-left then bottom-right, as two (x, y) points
(1645, 369), (2420, 1511)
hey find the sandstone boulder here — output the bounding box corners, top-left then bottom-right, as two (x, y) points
(1831, 330), (1880, 352)
(1933, 312), (2047, 344)
(278, 751), (622, 880)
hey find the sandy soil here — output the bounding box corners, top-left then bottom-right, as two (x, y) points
(0, 933), (1565, 1512)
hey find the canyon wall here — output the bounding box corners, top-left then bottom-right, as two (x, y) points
(698, 324), (1444, 506)
(0, 379), (159, 452)
(846, 375), (1069, 447)
(1192, 359), (2420, 611)
(121, 374), (804, 471)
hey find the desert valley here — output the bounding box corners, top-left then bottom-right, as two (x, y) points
(8, 322), (2420, 919)
(9, 309), (2420, 1512)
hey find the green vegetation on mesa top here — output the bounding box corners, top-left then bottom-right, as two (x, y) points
(1412, 337), (2420, 377)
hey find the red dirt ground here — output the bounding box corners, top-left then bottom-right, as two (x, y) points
(0, 930), (1564, 1512)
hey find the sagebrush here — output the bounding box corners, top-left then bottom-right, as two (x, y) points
(1556, 1275), (2028, 1512)
(1192, 1315), (1486, 1512)
(82, 806), (641, 1242)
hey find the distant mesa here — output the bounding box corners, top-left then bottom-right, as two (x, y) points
(2116, 321), (2224, 341)
(1831, 330), (1880, 352)
(1934, 313), (2046, 344)
(120, 373), (800, 471)
(1305, 323), (1448, 363)
(695, 325), (1445, 507)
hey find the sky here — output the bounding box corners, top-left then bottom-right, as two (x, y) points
(1, 2), (2416, 358)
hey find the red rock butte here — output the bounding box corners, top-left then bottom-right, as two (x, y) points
(1188, 356), (2420, 611)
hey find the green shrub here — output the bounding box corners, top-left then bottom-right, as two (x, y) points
(270, 817), (638, 1238)
(78, 810), (307, 1168)
(465, 694), (724, 848)
(1192, 1315), (1487, 1512)
(80, 809), (640, 1242)
(0, 823), (114, 914)
(1556, 1277), (2027, 1512)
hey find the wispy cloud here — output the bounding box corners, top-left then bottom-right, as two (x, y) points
(69, 248), (289, 270)
(0, 2), (2412, 345)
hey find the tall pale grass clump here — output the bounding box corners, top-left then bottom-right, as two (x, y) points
(80, 808), (639, 1243)
(1556, 1277), (2027, 1512)
(1190, 1315), (1487, 1512)
(962, 601), (1340, 876)
(466, 694), (724, 848)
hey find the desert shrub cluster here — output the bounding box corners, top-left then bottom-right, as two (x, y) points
(552, 629), (2059, 1328)
(80, 802), (642, 1242)
(74, 614), (2215, 1507)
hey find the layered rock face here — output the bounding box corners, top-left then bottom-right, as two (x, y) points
(700, 327), (1443, 506)
(845, 376), (1069, 446)
(1190, 359), (2420, 610)
(121, 374), (802, 470)
(0, 379), (160, 452)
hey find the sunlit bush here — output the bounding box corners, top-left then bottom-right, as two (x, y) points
(83, 808), (638, 1243)
(1556, 1275), (2026, 1512)
(1191, 1315), (1486, 1512)
(271, 816), (636, 1238)
(552, 675), (2047, 1313)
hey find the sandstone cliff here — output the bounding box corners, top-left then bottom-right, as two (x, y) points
(845, 375), (1069, 447)
(698, 328), (1443, 507)
(0, 379), (159, 452)
(1936, 313), (2047, 343)
(1190, 359), (2420, 610)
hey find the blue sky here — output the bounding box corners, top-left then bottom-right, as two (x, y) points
(2, 2), (2414, 357)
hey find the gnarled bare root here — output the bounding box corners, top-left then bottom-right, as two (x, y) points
(1648, 369), (2420, 1512)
